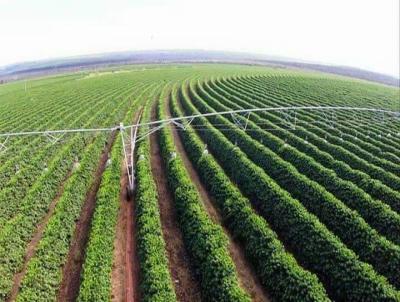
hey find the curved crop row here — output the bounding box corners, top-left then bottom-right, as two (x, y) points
(238, 75), (400, 142)
(198, 80), (400, 245)
(222, 74), (400, 155)
(204, 78), (400, 214)
(191, 80), (400, 287)
(242, 75), (400, 148)
(0, 87), (104, 176)
(170, 87), (330, 301)
(224, 76), (400, 175)
(210, 77), (400, 196)
(0, 85), (81, 133)
(178, 82), (400, 301)
(157, 85), (250, 302)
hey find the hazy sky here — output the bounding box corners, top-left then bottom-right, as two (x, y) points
(0, 0), (399, 77)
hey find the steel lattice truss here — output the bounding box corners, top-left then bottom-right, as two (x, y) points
(1, 106), (399, 192)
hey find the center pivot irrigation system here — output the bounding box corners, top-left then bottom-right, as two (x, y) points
(1, 106), (399, 195)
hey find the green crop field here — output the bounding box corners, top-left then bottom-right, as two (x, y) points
(0, 64), (399, 302)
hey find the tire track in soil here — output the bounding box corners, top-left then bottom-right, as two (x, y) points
(57, 132), (117, 302)
(125, 171), (139, 302)
(111, 110), (142, 302)
(169, 96), (270, 302)
(150, 104), (202, 302)
(7, 169), (74, 302)
(111, 171), (128, 302)
(112, 169), (140, 302)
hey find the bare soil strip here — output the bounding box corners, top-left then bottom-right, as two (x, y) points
(111, 171), (128, 302)
(111, 111), (142, 302)
(122, 168), (139, 302)
(112, 169), (139, 302)
(149, 105), (202, 302)
(7, 170), (74, 302)
(57, 132), (117, 302)
(168, 103), (270, 302)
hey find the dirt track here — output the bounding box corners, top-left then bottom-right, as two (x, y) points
(111, 171), (128, 302)
(111, 111), (142, 302)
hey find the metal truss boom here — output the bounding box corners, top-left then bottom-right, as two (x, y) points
(124, 106), (399, 130)
(1, 106), (397, 139)
(1, 105), (398, 192)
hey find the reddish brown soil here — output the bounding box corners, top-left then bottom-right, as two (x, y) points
(167, 102), (270, 302)
(110, 171), (128, 302)
(124, 167), (139, 302)
(7, 170), (74, 302)
(149, 104), (202, 302)
(111, 111), (142, 302)
(57, 132), (117, 302)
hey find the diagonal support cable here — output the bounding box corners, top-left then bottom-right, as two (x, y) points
(0, 135), (9, 153)
(43, 131), (65, 144)
(171, 120), (185, 130)
(135, 122), (169, 143)
(231, 112), (244, 129)
(119, 123), (133, 192)
(243, 112), (251, 131)
(184, 117), (195, 130)
(279, 110), (298, 129)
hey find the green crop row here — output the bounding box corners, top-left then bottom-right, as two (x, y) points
(0, 86), (102, 184)
(170, 86), (330, 301)
(0, 83), (81, 133)
(0, 136), (89, 300)
(280, 110), (400, 175)
(214, 77), (400, 192)
(157, 85), (250, 302)
(310, 120), (400, 164)
(0, 76), (140, 170)
(199, 79), (400, 245)
(8, 77), (141, 301)
(13, 81), (136, 300)
(15, 135), (107, 301)
(0, 88), (125, 229)
(192, 80), (400, 288)
(0, 83), (140, 230)
(210, 78), (400, 239)
(0, 90), (130, 300)
(239, 75), (400, 151)
(178, 82), (400, 301)
(208, 77), (400, 211)
(0, 95), (78, 162)
(207, 77), (400, 214)
(242, 74), (398, 117)
(77, 136), (123, 301)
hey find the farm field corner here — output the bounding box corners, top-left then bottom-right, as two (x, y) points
(0, 64), (399, 302)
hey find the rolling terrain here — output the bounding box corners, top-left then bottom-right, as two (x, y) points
(0, 64), (399, 301)
(1, 50), (398, 87)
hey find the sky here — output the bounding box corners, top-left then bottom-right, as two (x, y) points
(0, 0), (399, 77)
